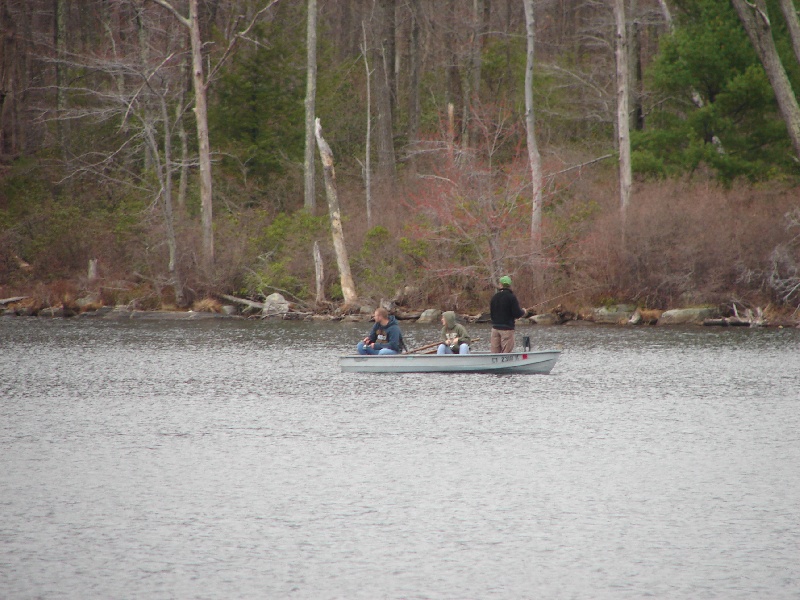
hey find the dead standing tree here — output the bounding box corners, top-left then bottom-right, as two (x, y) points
(304, 0), (317, 211)
(523, 0), (543, 258)
(314, 118), (358, 307)
(613, 0), (632, 234)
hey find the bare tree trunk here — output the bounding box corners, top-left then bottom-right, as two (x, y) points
(313, 240), (324, 304)
(361, 22), (373, 228)
(778, 0), (800, 68)
(148, 0), (214, 270)
(88, 259), (98, 281)
(614, 0), (632, 229)
(149, 0), (280, 273)
(0, 0), (18, 155)
(173, 47), (191, 210)
(445, 0), (458, 110)
(384, 0), (396, 115)
(631, 14), (644, 131)
(55, 0), (69, 164)
(314, 118), (358, 306)
(406, 0), (421, 162)
(461, 0), (478, 150)
(373, 0), (396, 181)
(14, 0), (30, 152)
(187, 0), (214, 271)
(156, 95), (184, 305)
(447, 102), (455, 161)
(523, 0), (542, 255)
(132, 6), (154, 172)
(141, 95), (183, 305)
(732, 0), (800, 162)
(463, 0), (487, 150)
(176, 89), (189, 209)
(657, 0), (673, 29)
(304, 0), (317, 211)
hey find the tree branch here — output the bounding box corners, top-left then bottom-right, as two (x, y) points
(207, 0), (281, 82)
(147, 0), (190, 28)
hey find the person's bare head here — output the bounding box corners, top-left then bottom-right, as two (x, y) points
(373, 307), (389, 324)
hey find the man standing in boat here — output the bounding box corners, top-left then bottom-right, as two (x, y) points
(490, 275), (526, 353)
(357, 307), (403, 355)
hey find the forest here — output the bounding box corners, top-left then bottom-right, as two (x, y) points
(0, 0), (799, 319)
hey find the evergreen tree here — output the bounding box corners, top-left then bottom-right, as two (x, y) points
(634, 0), (797, 182)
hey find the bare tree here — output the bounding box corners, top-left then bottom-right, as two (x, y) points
(406, 0), (421, 158)
(361, 22), (373, 228)
(372, 0), (396, 181)
(614, 0), (632, 229)
(55, 0), (68, 162)
(315, 118), (358, 306)
(778, 0), (800, 68)
(147, 0), (214, 271)
(523, 0), (543, 254)
(732, 0), (800, 162)
(657, 0), (673, 29)
(147, 0), (280, 273)
(304, 0), (317, 211)
(0, 0), (21, 156)
(53, 41), (187, 302)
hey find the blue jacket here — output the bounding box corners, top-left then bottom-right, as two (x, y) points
(368, 315), (403, 352)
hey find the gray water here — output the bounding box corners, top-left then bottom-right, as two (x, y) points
(1, 317), (799, 600)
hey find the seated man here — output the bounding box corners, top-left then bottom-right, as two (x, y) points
(357, 307), (403, 355)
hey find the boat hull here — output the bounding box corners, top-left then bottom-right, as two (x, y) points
(339, 350), (560, 374)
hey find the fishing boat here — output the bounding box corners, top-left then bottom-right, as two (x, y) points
(339, 349), (560, 375)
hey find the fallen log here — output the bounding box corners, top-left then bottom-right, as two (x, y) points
(703, 317), (751, 327)
(0, 296), (28, 306)
(219, 294), (265, 311)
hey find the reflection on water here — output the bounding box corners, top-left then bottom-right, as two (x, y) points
(2, 318), (799, 599)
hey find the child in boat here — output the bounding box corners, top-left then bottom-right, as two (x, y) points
(437, 311), (471, 355)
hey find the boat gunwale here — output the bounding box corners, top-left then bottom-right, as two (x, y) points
(339, 349), (560, 374)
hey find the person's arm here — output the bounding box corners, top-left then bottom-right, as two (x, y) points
(512, 296), (525, 320)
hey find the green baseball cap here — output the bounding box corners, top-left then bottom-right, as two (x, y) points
(499, 275), (512, 286)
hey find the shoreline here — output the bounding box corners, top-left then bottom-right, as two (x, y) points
(2, 298), (797, 328)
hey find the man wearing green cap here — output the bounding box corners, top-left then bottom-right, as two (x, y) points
(490, 275), (526, 353)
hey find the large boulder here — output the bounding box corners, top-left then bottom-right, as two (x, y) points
(530, 313), (560, 326)
(417, 308), (442, 324)
(591, 304), (637, 324)
(262, 293), (290, 316)
(658, 307), (720, 325)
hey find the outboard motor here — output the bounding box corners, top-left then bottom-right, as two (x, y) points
(522, 335), (531, 351)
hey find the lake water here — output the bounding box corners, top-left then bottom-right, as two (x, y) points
(1, 316), (799, 599)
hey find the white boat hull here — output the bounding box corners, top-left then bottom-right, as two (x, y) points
(339, 350), (560, 374)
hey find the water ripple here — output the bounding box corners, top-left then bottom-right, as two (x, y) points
(1, 319), (799, 599)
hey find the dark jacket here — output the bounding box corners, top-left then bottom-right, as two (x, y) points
(490, 287), (525, 330)
(368, 315), (403, 352)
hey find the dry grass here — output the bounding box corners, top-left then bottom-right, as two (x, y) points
(192, 297), (222, 313)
